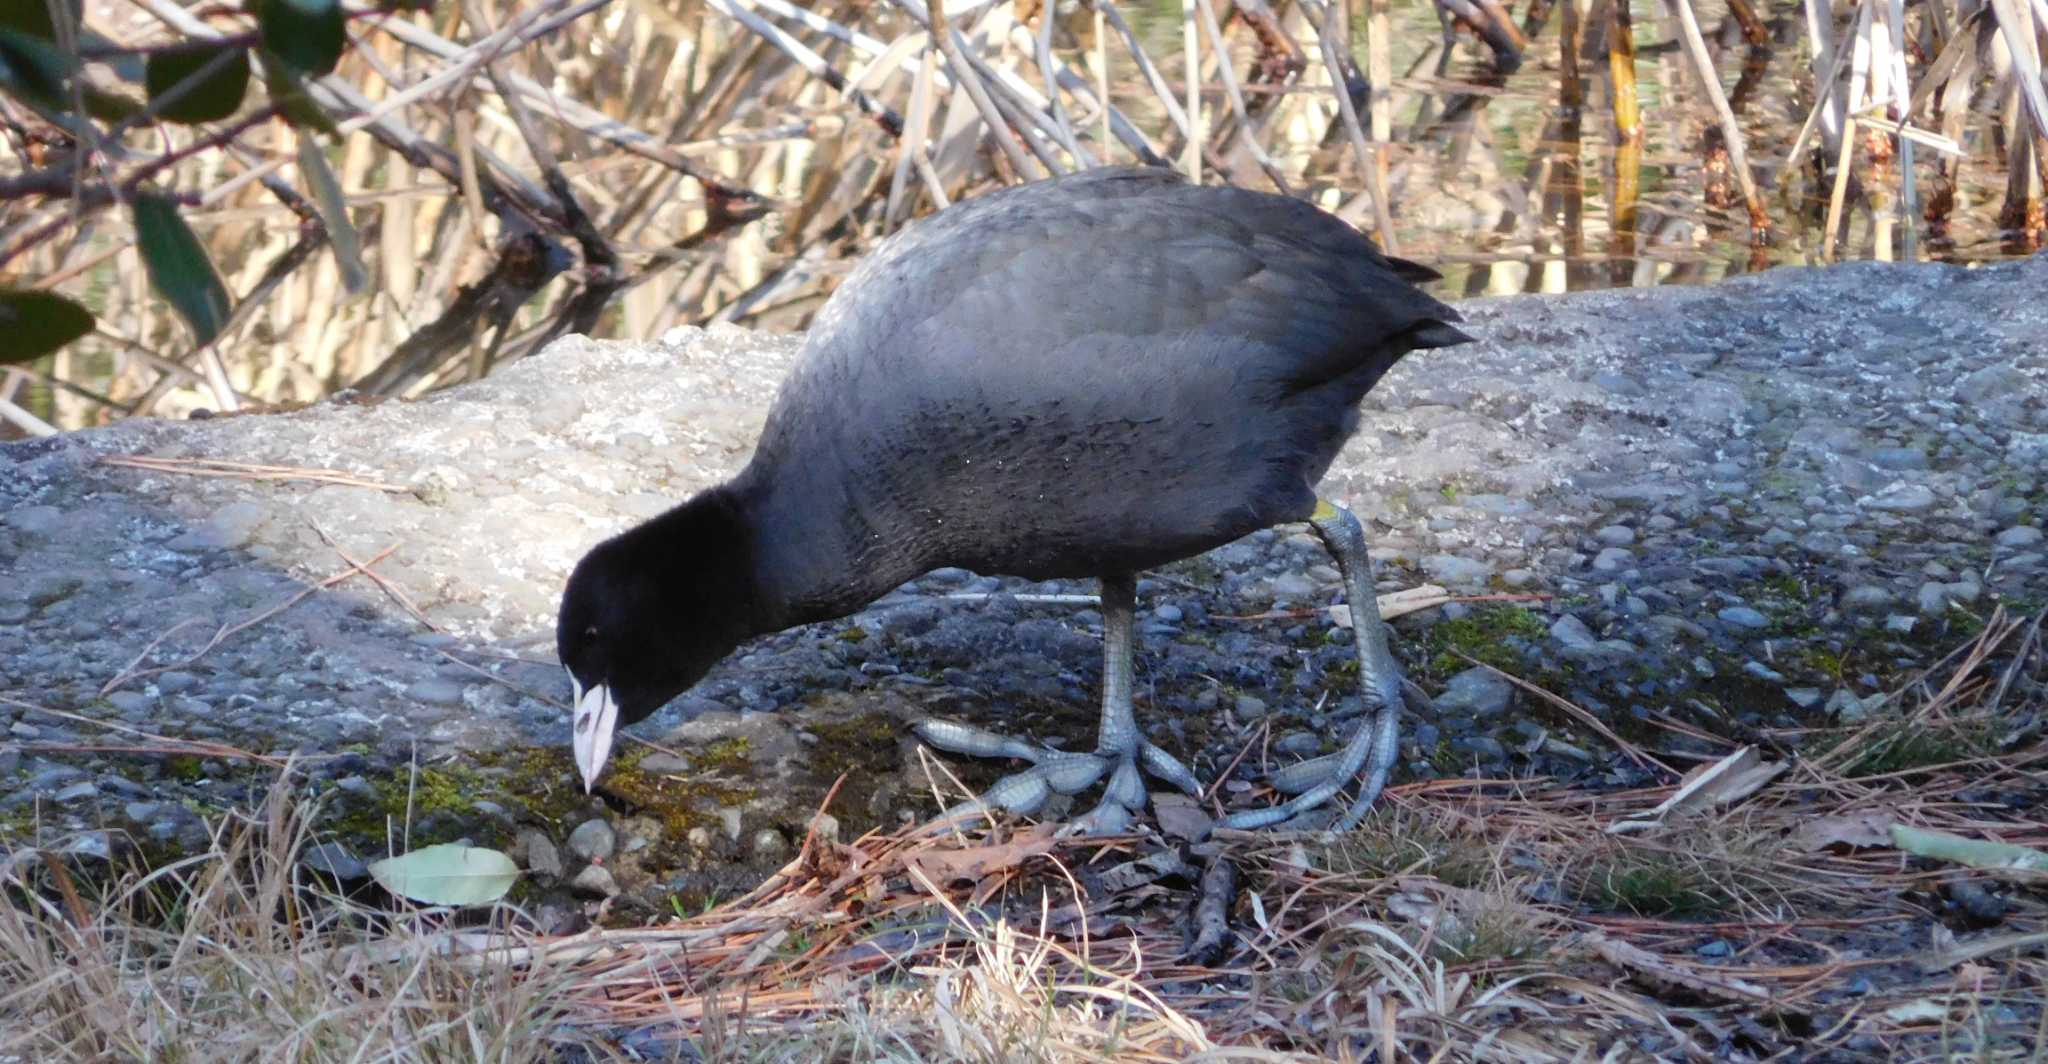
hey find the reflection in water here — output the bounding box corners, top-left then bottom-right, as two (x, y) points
(1142, 0), (2035, 293)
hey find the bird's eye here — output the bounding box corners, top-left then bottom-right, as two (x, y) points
(584, 625), (599, 638)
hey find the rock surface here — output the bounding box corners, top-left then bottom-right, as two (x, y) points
(3, 257), (2045, 913)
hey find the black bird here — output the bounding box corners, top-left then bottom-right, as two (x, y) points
(559, 166), (1471, 833)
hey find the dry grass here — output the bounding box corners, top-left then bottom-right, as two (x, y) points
(2, 611), (2043, 1061)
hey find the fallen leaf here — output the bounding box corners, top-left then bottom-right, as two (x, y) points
(905, 829), (1057, 884)
(1791, 811), (1896, 852)
(1152, 793), (1213, 842)
(368, 843), (519, 906)
(1608, 746), (1785, 834)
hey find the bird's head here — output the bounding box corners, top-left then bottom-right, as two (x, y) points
(557, 491), (754, 792)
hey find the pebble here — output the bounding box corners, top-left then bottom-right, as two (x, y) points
(1432, 667), (1513, 719)
(1273, 732), (1322, 758)
(1421, 554), (1493, 587)
(1995, 525), (2044, 549)
(302, 842), (369, 880)
(1549, 615), (1597, 650)
(1839, 585), (1894, 614)
(1452, 736), (1507, 762)
(1716, 606), (1769, 630)
(1594, 525), (1635, 546)
(1868, 447), (1927, 471)
(405, 679), (467, 706)
(750, 828), (788, 860)
(567, 819), (616, 863)
(1234, 694), (1269, 720)
(570, 864), (620, 897)
(1861, 483), (1937, 512)
(1592, 547), (1635, 573)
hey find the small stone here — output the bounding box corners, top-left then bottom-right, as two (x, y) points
(405, 678), (466, 706)
(1592, 547), (1635, 573)
(1916, 581), (1951, 616)
(106, 691), (151, 715)
(1549, 614), (1597, 650)
(808, 812), (841, 846)
(517, 829), (563, 877)
(1743, 661), (1787, 683)
(1153, 603), (1183, 623)
(570, 864), (619, 897)
(1695, 939), (1735, 959)
(1717, 606), (1769, 630)
(1268, 572), (1318, 600)
(1432, 667), (1513, 719)
(1421, 554), (1493, 587)
(636, 753), (692, 775)
(156, 671), (201, 694)
(1840, 585), (1894, 614)
(750, 828), (788, 860)
(1885, 614), (1917, 633)
(1273, 732), (1322, 758)
(1860, 483), (1937, 512)
(54, 781), (99, 803)
(1594, 525), (1636, 546)
(567, 819), (616, 863)
(302, 842), (369, 880)
(1995, 525), (2044, 549)
(1501, 568), (1537, 588)
(1868, 447), (1928, 471)
(1452, 736), (1507, 762)
(1784, 688), (1823, 708)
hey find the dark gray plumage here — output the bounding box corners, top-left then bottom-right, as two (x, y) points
(560, 166), (1471, 831)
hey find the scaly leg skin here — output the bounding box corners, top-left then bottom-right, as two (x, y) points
(914, 572), (1202, 834)
(1221, 499), (1407, 833)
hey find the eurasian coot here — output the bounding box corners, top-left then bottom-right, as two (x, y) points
(559, 165), (1471, 832)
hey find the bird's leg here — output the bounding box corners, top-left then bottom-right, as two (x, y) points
(914, 572), (1201, 832)
(1221, 499), (1406, 832)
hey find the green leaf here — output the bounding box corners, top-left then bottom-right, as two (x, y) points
(296, 134), (366, 294)
(145, 44), (249, 124)
(257, 48), (334, 133)
(0, 27), (75, 111)
(131, 193), (232, 345)
(254, 0), (344, 78)
(0, 288), (95, 363)
(367, 844), (520, 906)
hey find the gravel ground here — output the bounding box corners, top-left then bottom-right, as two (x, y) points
(3, 255), (2043, 920)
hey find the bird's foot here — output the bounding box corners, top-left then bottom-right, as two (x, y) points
(1216, 679), (1423, 833)
(913, 719), (1201, 834)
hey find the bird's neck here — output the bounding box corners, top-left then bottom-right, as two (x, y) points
(728, 466), (921, 634)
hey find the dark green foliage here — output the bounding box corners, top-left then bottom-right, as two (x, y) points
(0, 288), (95, 362)
(145, 44), (250, 124)
(131, 193), (232, 345)
(254, 0), (345, 77)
